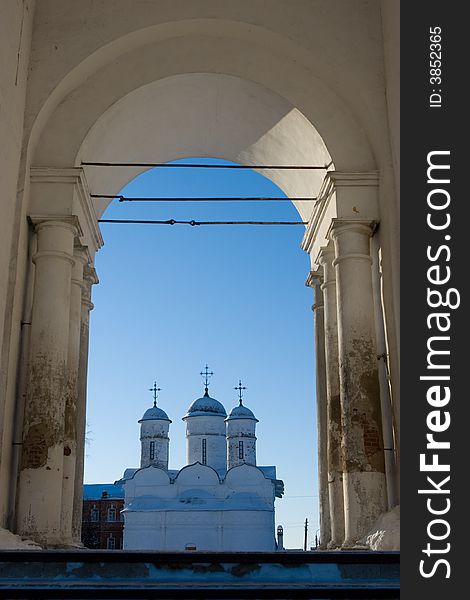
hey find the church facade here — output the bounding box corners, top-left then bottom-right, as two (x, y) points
(116, 382), (284, 551)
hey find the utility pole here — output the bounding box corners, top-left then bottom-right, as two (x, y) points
(303, 518), (308, 551)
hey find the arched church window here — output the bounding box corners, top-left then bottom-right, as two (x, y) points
(107, 506), (116, 522)
(239, 440), (244, 460)
(149, 441), (155, 460)
(202, 439), (207, 465)
(90, 506), (99, 522)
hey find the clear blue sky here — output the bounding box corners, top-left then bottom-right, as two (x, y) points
(84, 158), (319, 549)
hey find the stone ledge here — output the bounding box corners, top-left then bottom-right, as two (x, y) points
(0, 550), (399, 598)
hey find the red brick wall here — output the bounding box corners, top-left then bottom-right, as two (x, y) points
(81, 497), (124, 549)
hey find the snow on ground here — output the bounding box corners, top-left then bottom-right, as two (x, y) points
(0, 528), (42, 549)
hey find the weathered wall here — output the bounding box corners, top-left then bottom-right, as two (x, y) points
(0, 0), (35, 528)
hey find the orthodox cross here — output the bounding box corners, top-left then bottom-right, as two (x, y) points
(200, 364), (213, 394)
(149, 381), (161, 407)
(235, 379), (246, 405)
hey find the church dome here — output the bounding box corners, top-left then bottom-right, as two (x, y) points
(184, 391), (227, 418)
(226, 403), (259, 421)
(139, 405), (171, 423)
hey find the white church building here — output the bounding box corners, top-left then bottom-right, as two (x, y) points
(116, 377), (284, 551)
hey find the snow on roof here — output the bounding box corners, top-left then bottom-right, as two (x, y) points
(226, 403), (258, 421)
(139, 405), (171, 422)
(183, 393), (227, 418)
(123, 491), (272, 512)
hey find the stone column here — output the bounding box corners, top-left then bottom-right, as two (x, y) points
(16, 216), (79, 546)
(60, 245), (88, 544)
(330, 220), (387, 546)
(318, 245), (345, 548)
(307, 269), (331, 549)
(72, 265), (97, 544)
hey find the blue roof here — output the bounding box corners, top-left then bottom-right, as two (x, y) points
(83, 484), (124, 500)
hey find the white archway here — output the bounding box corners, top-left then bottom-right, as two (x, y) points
(0, 5), (400, 550)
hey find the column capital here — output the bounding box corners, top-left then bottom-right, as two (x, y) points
(317, 244), (337, 290)
(30, 216), (81, 267)
(305, 268), (323, 289)
(71, 245), (89, 290)
(301, 171), (379, 260)
(83, 265), (99, 286)
(73, 243), (91, 266)
(316, 243), (335, 267)
(28, 214), (83, 238)
(328, 218), (378, 240)
(29, 166), (104, 252)
(81, 265), (98, 312)
(306, 269), (324, 312)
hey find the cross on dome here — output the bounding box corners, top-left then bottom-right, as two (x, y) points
(234, 379), (246, 405)
(200, 364), (214, 396)
(149, 381), (162, 407)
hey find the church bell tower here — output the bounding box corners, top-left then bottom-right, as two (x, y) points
(138, 382), (171, 470)
(182, 366), (227, 473)
(225, 380), (258, 469)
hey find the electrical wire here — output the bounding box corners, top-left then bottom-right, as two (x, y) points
(91, 195), (316, 203)
(98, 219), (307, 226)
(82, 161), (332, 170)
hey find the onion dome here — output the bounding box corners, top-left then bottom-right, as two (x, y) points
(225, 403), (258, 422)
(139, 381), (171, 422)
(183, 389), (227, 418)
(139, 405), (171, 423)
(226, 379), (258, 421)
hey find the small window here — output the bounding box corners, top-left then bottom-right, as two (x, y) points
(149, 441), (155, 460)
(107, 535), (116, 549)
(107, 506), (116, 522)
(90, 506), (99, 522)
(238, 440), (244, 460)
(202, 439), (207, 465)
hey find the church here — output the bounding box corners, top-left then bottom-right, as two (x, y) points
(116, 372), (284, 551)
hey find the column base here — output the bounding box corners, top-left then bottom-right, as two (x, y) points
(343, 471), (387, 545)
(54, 541), (85, 550)
(328, 472), (345, 548)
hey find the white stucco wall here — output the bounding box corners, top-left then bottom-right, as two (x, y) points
(185, 415), (227, 473)
(140, 420), (170, 470)
(122, 463), (276, 551)
(226, 419), (257, 468)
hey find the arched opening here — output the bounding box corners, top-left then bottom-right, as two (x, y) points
(85, 157), (317, 549)
(6, 10), (399, 551)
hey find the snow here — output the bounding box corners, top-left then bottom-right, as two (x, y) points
(358, 505), (400, 550)
(0, 527), (42, 549)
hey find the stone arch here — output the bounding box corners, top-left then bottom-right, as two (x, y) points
(7, 7), (400, 550)
(29, 18), (376, 174)
(75, 72), (333, 222)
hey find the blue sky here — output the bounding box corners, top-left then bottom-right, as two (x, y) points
(84, 158), (319, 548)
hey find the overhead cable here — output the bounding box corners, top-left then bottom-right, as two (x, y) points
(82, 161), (332, 170)
(91, 194), (317, 203)
(98, 219), (307, 226)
